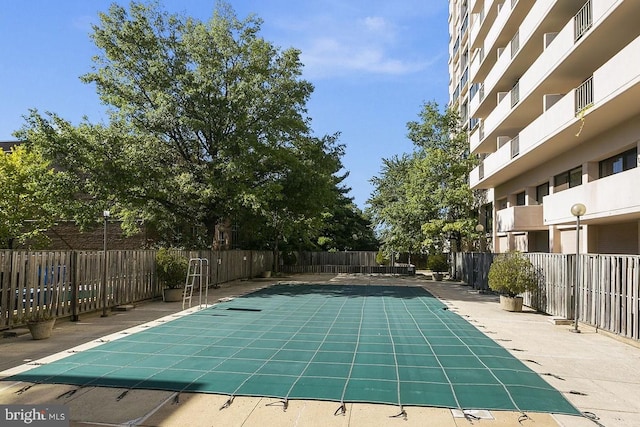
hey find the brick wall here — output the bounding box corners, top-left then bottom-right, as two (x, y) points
(43, 222), (151, 250)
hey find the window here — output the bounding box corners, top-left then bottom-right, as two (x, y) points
(516, 192), (526, 206)
(554, 166), (582, 192)
(536, 182), (549, 203)
(599, 147), (637, 178)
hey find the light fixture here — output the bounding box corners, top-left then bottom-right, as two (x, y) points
(475, 224), (485, 252)
(570, 203), (586, 333)
(101, 210), (110, 317)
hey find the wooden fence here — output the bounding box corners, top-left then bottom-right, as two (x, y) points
(279, 251), (414, 275)
(0, 249), (273, 329)
(290, 251), (378, 266)
(451, 252), (640, 341)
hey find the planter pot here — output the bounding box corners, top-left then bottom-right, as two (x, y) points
(500, 295), (524, 312)
(261, 271), (272, 278)
(432, 272), (444, 281)
(163, 287), (184, 302)
(27, 318), (56, 340)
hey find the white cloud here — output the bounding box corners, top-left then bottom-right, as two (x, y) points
(301, 38), (427, 78)
(289, 14), (432, 79)
(362, 16), (389, 33)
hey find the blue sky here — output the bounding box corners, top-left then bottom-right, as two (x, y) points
(0, 0), (450, 209)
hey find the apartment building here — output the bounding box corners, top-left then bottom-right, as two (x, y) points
(449, 0), (640, 254)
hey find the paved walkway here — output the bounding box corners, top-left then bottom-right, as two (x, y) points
(1, 273), (639, 427)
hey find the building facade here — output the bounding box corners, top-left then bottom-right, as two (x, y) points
(449, 0), (640, 254)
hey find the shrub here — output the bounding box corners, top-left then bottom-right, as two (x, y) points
(376, 250), (389, 266)
(488, 252), (538, 297)
(282, 251), (297, 266)
(156, 248), (188, 289)
(427, 253), (449, 273)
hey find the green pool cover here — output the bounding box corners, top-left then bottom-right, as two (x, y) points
(9, 284), (580, 416)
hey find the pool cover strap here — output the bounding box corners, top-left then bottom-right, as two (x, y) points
(8, 284), (582, 419)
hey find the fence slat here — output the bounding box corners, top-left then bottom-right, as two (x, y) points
(452, 252), (640, 341)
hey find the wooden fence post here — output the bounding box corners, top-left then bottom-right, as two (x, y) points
(70, 250), (79, 321)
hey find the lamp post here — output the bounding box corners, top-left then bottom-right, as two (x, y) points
(475, 224), (485, 252)
(101, 210), (110, 317)
(570, 203), (586, 333)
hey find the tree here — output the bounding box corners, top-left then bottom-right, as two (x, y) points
(315, 192), (379, 252)
(406, 102), (480, 251)
(0, 146), (65, 249)
(18, 1), (344, 249)
(367, 101), (479, 255)
(367, 154), (430, 257)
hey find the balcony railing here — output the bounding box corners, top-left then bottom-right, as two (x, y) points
(574, 0), (592, 42)
(510, 135), (520, 158)
(460, 67), (469, 89)
(453, 82), (461, 101)
(470, 83), (479, 99)
(575, 76), (593, 114)
(510, 31), (520, 59)
(461, 13), (469, 36)
(511, 81), (520, 108)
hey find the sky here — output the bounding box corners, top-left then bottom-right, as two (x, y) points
(0, 0), (450, 209)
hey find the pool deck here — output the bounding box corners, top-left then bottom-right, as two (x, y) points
(1, 273), (639, 427)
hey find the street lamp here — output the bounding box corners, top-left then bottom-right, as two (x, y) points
(101, 210), (110, 317)
(475, 224), (485, 252)
(570, 203), (586, 333)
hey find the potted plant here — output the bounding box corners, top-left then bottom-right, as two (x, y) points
(427, 253), (449, 281)
(156, 248), (189, 302)
(18, 309), (56, 340)
(488, 252), (538, 311)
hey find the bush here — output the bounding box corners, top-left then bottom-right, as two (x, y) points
(427, 253), (449, 273)
(488, 252), (538, 297)
(282, 251), (298, 266)
(376, 250), (389, 266)
(156, 248), (189, 289)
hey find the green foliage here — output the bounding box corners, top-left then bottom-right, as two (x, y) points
(367, 101), (480, 255)
(18, 1), (345, 249)
(367, 154), (428, 256)
(376, 250), (389, 266)
(427, 253), (449, 273)
(281, 250), (297, 266)
(0, 145), (66, 249)
(488, 252), (538, 297)
(314, 192), (379, 252)
(17, 309), (55, 324)
(156, 248), (188, 288)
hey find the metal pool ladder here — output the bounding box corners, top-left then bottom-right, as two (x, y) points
(183, 258), (210, 310)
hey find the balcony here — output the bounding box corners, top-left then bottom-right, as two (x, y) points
(470, 0), (576, 120)
(574, 0), (593, 41)
(544, 168), (640, 225)
(470, 34), (640, 189)
(496, 205), (545, 232)
(470, 0), (640, 156)
(472, 0), (528, 83)
(470, 0), (496, 50)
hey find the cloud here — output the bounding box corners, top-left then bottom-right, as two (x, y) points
(72, 15), (96, 32)
(290, 14), (431, 79)
(362, 16), (389, 32)
(301, 37), (427, 78)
